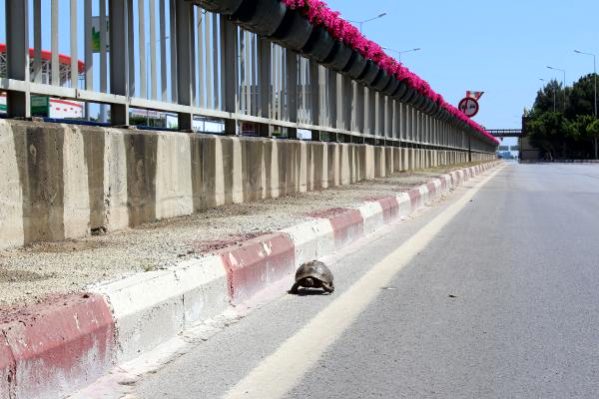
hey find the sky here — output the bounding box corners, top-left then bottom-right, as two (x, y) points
(1, 1), (598, 143)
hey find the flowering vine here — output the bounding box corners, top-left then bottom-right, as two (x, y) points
(280, 0), (497, 144)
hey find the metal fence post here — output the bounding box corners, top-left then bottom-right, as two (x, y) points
(335, 73), (343, 131)
(175, 0), (194, 131)
(391, 99), (398, 141)
(70, 0), (78, 88)
(33, 0), (42, 84)
(109, 0), (130, 126)
(51, 0), (59, 85)
(356, 83), (364, 139)
(310, 60), (321, 141)
(286, 48), (298, 139)
(328, 69), (337, 140)
(258, 37), (272, 137)
(375, 92), (382, 141)
(342, 74), (351, 132)
(127, 0), (136, 97)
(468, 134), (472, 162)
(221, 16), (238, 134)
(5, 0), (30, 118)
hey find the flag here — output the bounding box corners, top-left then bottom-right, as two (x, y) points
(466, 91), (484, 100)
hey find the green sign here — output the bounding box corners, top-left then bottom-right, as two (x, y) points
(91, 16), (110, 53)
(31, 95), (50, 117)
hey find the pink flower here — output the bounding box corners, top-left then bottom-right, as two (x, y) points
(280, 0), (497, 144)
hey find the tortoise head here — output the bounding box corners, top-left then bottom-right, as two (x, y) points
(303, 277), (315, 287)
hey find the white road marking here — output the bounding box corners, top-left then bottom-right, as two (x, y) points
(222, 166), (504, 399)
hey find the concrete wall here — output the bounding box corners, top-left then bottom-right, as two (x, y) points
(0, 120), (495, 249)
(519, 136), (541, 161)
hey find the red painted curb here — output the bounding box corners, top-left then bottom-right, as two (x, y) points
(426, 182), (437, 196)
(0, 294), (115, 399)
(408, 188), (422, 209)
(220, 233), (296, 305)
(311, 208), (364, 248)
(0, 335), (15, 399)
(377, 197), (400, 222)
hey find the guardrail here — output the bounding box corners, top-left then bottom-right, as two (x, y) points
(1, 0), (496, 155)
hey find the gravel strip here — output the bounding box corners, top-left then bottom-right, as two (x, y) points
(0, 163), (484, 306)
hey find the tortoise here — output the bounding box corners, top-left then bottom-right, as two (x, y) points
(289, 260), (335, 294)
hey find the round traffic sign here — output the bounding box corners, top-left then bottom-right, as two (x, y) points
(458, 97), (479, 118)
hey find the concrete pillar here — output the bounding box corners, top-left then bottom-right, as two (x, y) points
(0, 122), (25, 248)
(155, 133), (194, 219)
(320, 142), (329, 189)
(365, 145), (375, 180)
(104, 129), (130, 231)
(62, 126), (92, 239)
(299, 141), (308, 192)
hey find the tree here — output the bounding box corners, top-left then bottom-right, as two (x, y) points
(527, 111), (573, 160)
(587, 118), (599, 159)
(566, 74), (596, 120)
(534, 79), (567, 113)
(526, 74), (599, 159)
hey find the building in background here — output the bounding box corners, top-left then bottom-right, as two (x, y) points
(0, 43), (85, 119)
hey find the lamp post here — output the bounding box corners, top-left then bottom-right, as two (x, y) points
(383, 47), (421, 62)
(539, 78), (556, 112)
(546, 66), (566, 111)
(574, 50), (597, 118)
(348, 13), (387, 33)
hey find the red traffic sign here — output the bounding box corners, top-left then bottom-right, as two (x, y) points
(458, 97), (479, 118)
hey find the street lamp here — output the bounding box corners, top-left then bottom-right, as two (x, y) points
(574, 50), (597, 119)
(539, 78), (556, 112)
(348, 13), (387, 33)
(383, 47), (421, 62)
(546, 66), (566, 110)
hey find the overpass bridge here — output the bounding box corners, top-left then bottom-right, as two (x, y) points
(487, 129), (524, 138)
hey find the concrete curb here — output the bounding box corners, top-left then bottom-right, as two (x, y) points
(0, 294), (115, 399)
(0, 161), (501, 398)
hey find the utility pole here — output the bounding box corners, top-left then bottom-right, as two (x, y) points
(547, 66), (566, 111)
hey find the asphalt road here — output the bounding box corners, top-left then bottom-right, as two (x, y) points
(134, 163), (599, 399)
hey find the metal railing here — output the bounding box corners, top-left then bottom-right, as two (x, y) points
(1, 0), (495, 154)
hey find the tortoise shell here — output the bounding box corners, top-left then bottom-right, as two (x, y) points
(290, 260), (334, 294)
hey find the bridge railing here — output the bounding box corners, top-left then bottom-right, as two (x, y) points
(1, 0), (495, 155)
(487, 129), (523, 138)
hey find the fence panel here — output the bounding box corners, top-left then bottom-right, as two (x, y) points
(0, 0), (495, 153)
